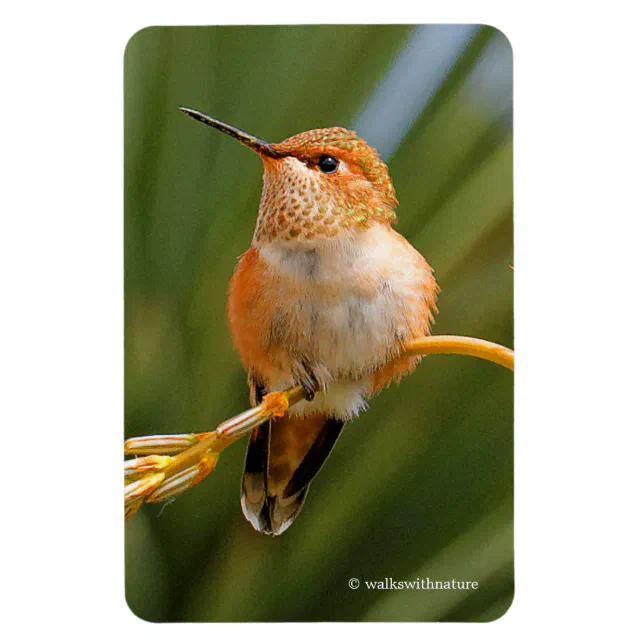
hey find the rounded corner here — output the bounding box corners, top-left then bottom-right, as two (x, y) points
(484, 589), (515, 623)
(124, 25), (161, 62)
(124, 587), (162, 624)
(481, 24), (513, 60)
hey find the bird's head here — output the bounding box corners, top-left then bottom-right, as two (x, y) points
(180, 107), (397, 245)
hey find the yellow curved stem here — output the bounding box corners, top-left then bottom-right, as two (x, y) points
(405, 335), (514, 371)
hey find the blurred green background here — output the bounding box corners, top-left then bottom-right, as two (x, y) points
(125, 25), (513, 622)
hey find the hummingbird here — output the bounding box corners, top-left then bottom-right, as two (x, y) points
(180, 107), (439, 536)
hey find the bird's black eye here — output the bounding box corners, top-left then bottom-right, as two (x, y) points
(317, 155), (339, 174)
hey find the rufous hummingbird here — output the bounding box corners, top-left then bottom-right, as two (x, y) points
(180, 107), (439, 536)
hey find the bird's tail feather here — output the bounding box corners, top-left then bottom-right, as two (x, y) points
(241, 413), (344, 536)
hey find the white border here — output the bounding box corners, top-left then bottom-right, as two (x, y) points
(2, 1), (642, 641)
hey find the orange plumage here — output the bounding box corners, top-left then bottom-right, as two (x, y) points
(181, 107), (438, 535)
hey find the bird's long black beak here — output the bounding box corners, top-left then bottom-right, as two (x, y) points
(179, 107), (285, 159)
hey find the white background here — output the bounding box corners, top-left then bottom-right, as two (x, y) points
(2, 0), (643, 641)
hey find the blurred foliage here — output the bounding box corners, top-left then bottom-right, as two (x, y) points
(125, 25), (513, 622)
